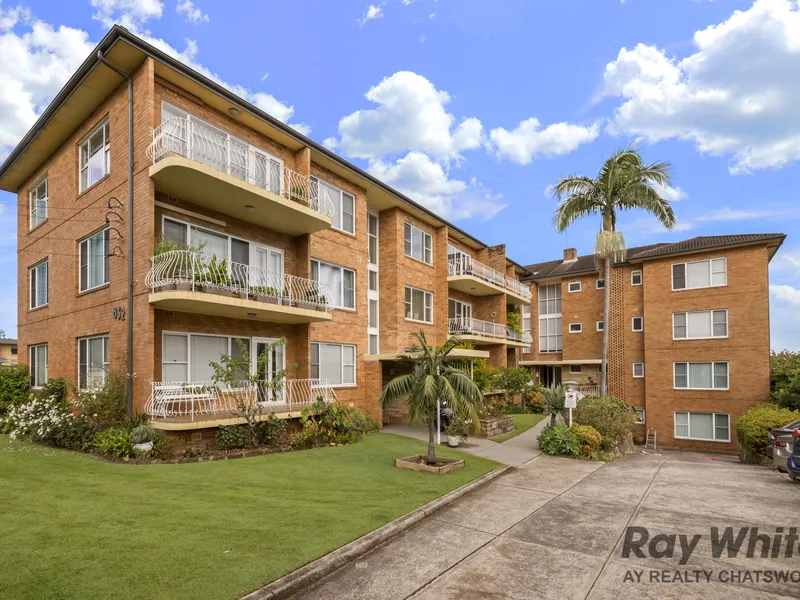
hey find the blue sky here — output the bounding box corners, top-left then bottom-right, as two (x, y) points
(1, 0), (799, 349)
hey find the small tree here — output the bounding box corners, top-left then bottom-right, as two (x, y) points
(771, 351), (800, 411)
(542, 385), (567, 427)
(380, 332), (482, 465)
(209, 338), (296, 447)
(495, 366), (533, 409)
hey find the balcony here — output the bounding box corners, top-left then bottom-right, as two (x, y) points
(447, 257), (531, 304)
(146, 117), (334, 235)
(449, 317), (533, 348)
(146, 250), (333, 324)
(145, 378), (336, 430)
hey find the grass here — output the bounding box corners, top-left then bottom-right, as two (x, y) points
(0, 433), (499, 600)
(490, 413), (547, 443)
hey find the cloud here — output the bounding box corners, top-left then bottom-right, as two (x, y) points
(176, 0), (209, 24)
(620, 216), (694, 243)
(770, 284), (800, 350)
(603, 0), (800, 173)
(334, 71), (483, 161)
(367, 151), (505, 220)
(357, 4), (383, 27)
(91, 0), (163, 29)
(488, 118), (600, 165)
(652, 182), (686, 202)
(696, 207), (797, 222)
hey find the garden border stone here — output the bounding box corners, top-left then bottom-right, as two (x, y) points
(240, 463), (512, 600)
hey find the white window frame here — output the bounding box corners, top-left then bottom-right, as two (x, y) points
(29, 175), (48, 230)
(79, 227), (110, 293)
(674, 412), (730, 442)
(161, 332), (274, 384)
(79, 117), (110, 192)
(311, 259), (355, 311)
(568, 322), (582, 333)
(596, 320), (604, 332)
(568, 281), (581, 293)
(632, 363), (644, 378)
(632, 316), (643, 332)
(631, 270), (642, 286)
(405, 285), (433, 324)
(672, 258), (727, 291)
(29, 343), (48, 388)
(673, 309), (728, 340)
(635, 409), (645, 425)
(30, 259), (48, 309)
(367, 210), (379, 355)
(522, 304), (531, 354)
(311, 342), (357, 387)
(312, 175), (355, 235)
(569, 364), (582, 374)
(673, 361), (729, 390)
(596, 279), (605, 289)
(538, 283), (562, 353)
(404, 222), (433, 265)
(78, 334), (110, 390)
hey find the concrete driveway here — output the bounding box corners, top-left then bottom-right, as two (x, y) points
(294, 450), (800, 600)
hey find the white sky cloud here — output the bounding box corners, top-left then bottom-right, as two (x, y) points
(91, 0), (163, 29)
(652, 182), (686, 202)
(489, 118), (600, 165)
(696, 207), (797, 222)
(603, 0), (800, 174)
(357, 4), (384, 27)
(770, 283), (800, 350)
(176, 0), (209, 24)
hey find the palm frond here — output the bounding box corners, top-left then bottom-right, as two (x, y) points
(553, 191), (603, 231)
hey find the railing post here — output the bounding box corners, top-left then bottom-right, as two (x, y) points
(191, 254), (195, 292)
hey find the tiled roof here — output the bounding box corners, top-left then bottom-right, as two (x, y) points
(522, 234), (785, 281)
(0, 338), (17, 345)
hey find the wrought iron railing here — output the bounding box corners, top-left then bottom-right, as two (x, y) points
(448, 256), (532, 300)
(147, 117), (335, 217)
(145, 378), (337, 420)
(146, 250), (332, 312)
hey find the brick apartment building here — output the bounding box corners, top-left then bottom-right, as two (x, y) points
(0, 27), (532, 438)
(521, 236), (785, 452)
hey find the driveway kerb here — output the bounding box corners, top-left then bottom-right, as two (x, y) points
(240, 463), (513, 600)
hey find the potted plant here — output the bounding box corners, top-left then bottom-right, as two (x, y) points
(203, 255), (235, 297)
(445, 415), (469, 448)
(153, 236), (180, 291)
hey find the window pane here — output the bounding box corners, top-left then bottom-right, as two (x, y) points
(714, 414), (730, 441)
(410, 289), (424, 321)
(192, 227), (228, 261)
(311, 343), (320, 379)
(368, 334), (378, 355)
(675, 363), (688, 388)
(411, 228), (422, 260)
(713, 310), (727, 337)
(88, 231), (105, 288)
(424, 234), (432, 264)
(163, 219), (188, 247)
(673, 313), (686, 338)
(164, 334), (188, 363)
(711, 258), (727, 286)
(714, 362), (728, 389)
(404, 223), (411, 255)
(343, 269), (355, 309)
(368, 235), (377, 264)
(686, 261), (711, 288)
(230, 239), (249, 266)
(321, 344), (342, 385)
(672, 264), (686, 289)
(342, 193), (355, 233)
(689, 363), (712, 388)
(690, 413), (714, 440)
(191, 335), (228, 382)
(369, 270), (378, 291)
(688, 311), (711, 338)
(369, 299), (378, 328)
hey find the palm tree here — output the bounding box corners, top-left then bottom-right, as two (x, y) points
(553, 147), (676, 396)
(380, 332), (482, 465)
(541, 385), (567, 427)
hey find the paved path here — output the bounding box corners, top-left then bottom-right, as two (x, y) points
(295, 449), (800, 600)
(382, 417), (548, 466)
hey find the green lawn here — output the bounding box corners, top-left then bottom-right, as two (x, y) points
(490, 413), (547, 443)
(0, 433), (499, 600)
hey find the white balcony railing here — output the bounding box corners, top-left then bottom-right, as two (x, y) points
(448, 256), (532, 301)
(145, 378), (337, 420)
(146, 250), (333, 312)
(147, 117), (335, 218)
(575, 385), (601, 397)
(449, 317), (531, 344)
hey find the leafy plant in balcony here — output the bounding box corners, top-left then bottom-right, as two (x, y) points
(153, 234), (180, 256)
(506, 307), (523, 335)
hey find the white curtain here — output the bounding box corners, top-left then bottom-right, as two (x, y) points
(321, 344), (342, 385)
(688, 312), (711, 338)
(319, 263), (343, 307)
(89, 232), (105, 288)
(163, 334), (188, 381)
(192, 227), (228, 261)
(690, 413), (714, 440)
(191, 335), (228, 382)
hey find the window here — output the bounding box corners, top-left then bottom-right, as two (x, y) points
(312, 177), (355, 234)
(369, 270), (378, 292)
(674, 412), (730, 442)
(673, 310), (728, 339)
(405, 286), (433, 323)
(672, 258), (727, 290)
(569, 323), (582, 333)
(632, 316), (643, 332)
(369, 299), (378, 328)
(368, 212), (378, 264)
(162, 333), (265, 383)
(29, 175), (48, 229)
(522, 305), (531, 354)
(631, 270), (642, 286)
(596, 279), (605, 289)
(596, 321), (604, 332)
(404, 223), (432, 265)
(30, 260), (48, 309)
(79, 118), (110, 192)
(11, 347), (17, 355)
(635, 409), (645, 424)
(674, 362), (729, 390)
(633, 363), (644, 378)
(311, 260), (355, 310)
(311, 342), (356, 386)
(568, 281), (581, 293)
(538, 283), (562, 353)
(79, 228), (110, 292)
(570, 365), (582, 374)
(78, 334), (109, 389)
(29, 344), (48, 387)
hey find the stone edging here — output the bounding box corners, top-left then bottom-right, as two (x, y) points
(240, 464), (513, 600)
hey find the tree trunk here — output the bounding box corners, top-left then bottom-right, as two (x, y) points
(427, 419), (437, 465)
(601, 255), (611, 397)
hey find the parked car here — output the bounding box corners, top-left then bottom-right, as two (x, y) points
(786, 430), (800, 482)
(769, 419), (800, 472)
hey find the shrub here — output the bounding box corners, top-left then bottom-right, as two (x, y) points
(92, 427), (134, 459)
(498, 401), (524, 415)
(573, 396), (637, 444)
(736, 403), (800, 461)
(257, 414), (287, 446)
(525, 388), (545, 414)
(289, 400), (371, 449)
(37, 378), (68, 403)
(770, 351), (800, 411)
(599, 436), (613, 452)
(73, 372), (127, 427)
(2, 393), (73, 443)
(130, 425), (156, 445)
(152, 435), (179, 460)
(0, 365), (30, 415)
(494, 367), (533, 400)
(445, 414), (470, 441)
(538, 425), (581, 456)
(572, 424), (602, 454)
(216, 425), (248, 450)
(51, 415), (102, 452)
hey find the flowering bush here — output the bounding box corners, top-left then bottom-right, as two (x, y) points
(2, 394), (74, 444)
(73, 372), (127, 427)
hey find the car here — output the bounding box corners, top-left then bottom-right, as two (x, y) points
(786, 430), (800, 482)
(769, 419), (800, 472)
